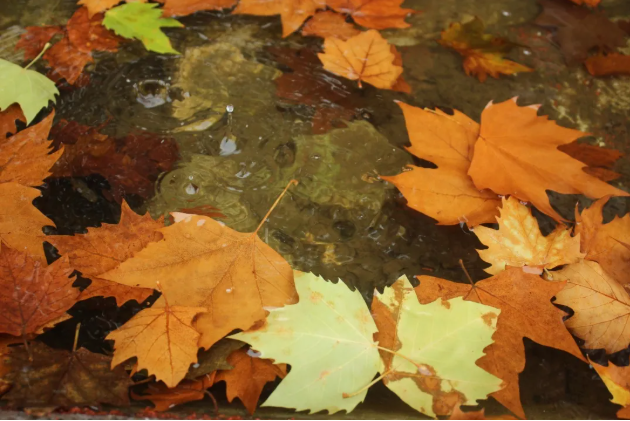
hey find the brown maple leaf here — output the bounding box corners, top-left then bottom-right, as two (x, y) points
(0, 244), (77, 338)
(535, 0), (626, 64)
(0, 105), (25, 138)
(215, 348), (287, 414)
(15, 25), (64, 61)
(100, 186), (298, 351)
(132, 373), (216, 411)
(318, 29), (403, 89)
(301, 11), (361, 40)
(233, 0), (326, 37)
(558, 141), (623, 182)
(467, 98), (628, 221)
(326, 0), (415, 30)
(47, 200), (162, 306)
(438, 17), (533, 82)
(575, 196), (630, 286)
(414, 268), (585, 419)
(3, 341), (132, 408)
(381, 101), (501, 226)
(186, 338), (244, 380)
(107, 301), (207, 387)
(550, 260), (630, 354)
(584, 53), (630, 77)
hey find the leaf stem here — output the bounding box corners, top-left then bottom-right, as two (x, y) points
(72, 323), (81, 353)
(253, 179), (298, 235)
(343, 369), (391, 399)
(374, 345), (421, 369)
(458, 259), (475, 287)
(25, 43), (51, 70)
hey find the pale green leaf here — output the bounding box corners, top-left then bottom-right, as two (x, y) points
(375, 275), (502, 418)
(103, 3), (183, 55)
(231, 271), (381, 414)
(0, 59), (58, 124)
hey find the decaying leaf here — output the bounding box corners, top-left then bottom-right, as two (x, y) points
(232, 271), (380, 414)
(107, 302), (206, 387)
(558, 141), (623, 182)
(550, 260), (630, 354)
(326, 0), (415, 30)
(47, 200), (162, 305)
(3, 342), (132, 408)
(15, 25), (64, 61)
(0, 244), (77, 337)
(372, 275), (501, 418)
(575, 196), (630, 285)
(215, 348), (287, 414)
(158, 0), (238, 17)
(474, 197), (583, 275)
(415, 268), (585, 419)
(381, 101), (501, 226)
(186, 338), (244, 379)
(104, 2), (183, 54)
(535, 0), (626, 64)
(101, 212), (298, 350)
(301, 11), (360, 40)
(438, 18), (533, 82)
(233, 0), (325, 37)
(318, 30), (403, 89)
(132, 373), (215, 411)
(584, 53), (630, 77)
(591, 360), (630, 419)
(468, 98), (628, 222)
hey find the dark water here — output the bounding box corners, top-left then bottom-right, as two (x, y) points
(1, 0), (630, 418)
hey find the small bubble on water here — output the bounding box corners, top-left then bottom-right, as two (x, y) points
(501, 10), (511, 16)
(523, 50), (531, 56)
(226, 104), (234, 113)
(185, 183), (198, 195)
(226, 288), (232, 293)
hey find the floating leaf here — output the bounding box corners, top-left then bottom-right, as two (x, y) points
(301, 11), (360, 40)
(132, 374), (215, 411)
(233, 0), (325, 37)
(325, 0), (415, 30)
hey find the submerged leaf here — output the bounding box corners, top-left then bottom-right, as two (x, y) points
(301, 11), (360, 40)
(132, 374), (215, 411)
(232, 272), (380, 414)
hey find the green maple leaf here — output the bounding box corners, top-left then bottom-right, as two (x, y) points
(0, 58), (58, 124)
(103, 3), (183, 55)
(231, 271), (381, 414)
(373, 275), (503, 417)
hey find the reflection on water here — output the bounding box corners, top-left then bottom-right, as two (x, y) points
(2, 0), (630, 418)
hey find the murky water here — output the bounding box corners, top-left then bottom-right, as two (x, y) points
(2, 0), (630, 418)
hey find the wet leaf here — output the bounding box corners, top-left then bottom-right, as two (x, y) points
(448, 405), (517, 420)
(575, 196), (630, 285)
(3, 342), (131, 408)
(132, 373), (215, 411)
(558, 141), (623, 182)
(157, 0), (238, 17)
(44, 37), (94, 85)
(381, 101), (501, 226)
(584, 53), (630, 77)
(415, 268), (585, 419)
(0, 244), (77, 337)
(571, 0), (600, 5)
(326, 0), (415, 30)
(535, 0), (626, 64)
(104, 3), (183, 54)
(50, 120), (179, 202)
(233, 0), (325, 37)
(186, 339), (244, 380)
(66, 7), (121, 54)
(318, 29), (403, 89)
(107, 302), (206, 387)
(215, 348), (287, 414)
(0, 105), (25, 138)
(47, 200), (162, 306)
(591, 360), (630, 419)
(101, 212), (298, 350)
(15, 26), (64, 61)
(231, 271), (380, 414)
(438, 17), (533, 82)
(468, 98), (629, 222)
(474, 197), (583, 275)
(372, 275), (501, 418)
(79, 0), (148, 17)
(301, 11), (360, 40)
(0, 59), (58, 124)
(550, 260), (630, 353)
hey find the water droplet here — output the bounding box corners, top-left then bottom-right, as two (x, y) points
(226, 104), (234, 113)
(185, 183), (198, 195)
(247, 349), (261, 358)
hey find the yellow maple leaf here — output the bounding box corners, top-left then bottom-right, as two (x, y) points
(474, 196), (583, 274)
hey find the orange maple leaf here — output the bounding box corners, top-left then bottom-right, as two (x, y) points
(381, 101), (501, 226)
(438, 18), (533, 82)
(558, 141), (623, 182)
(78, 0), (148, 17)
(575, 196), (630, 288)
(107, 300), (207, 387)
(233, 0), (325, 37)
(301, 11), (361, 40)
(590, 360), (630, 419)
(0, 244), (77, 338)
(584, 53), (630, 77)
(47, 200), (162, 306)
(132, 373), (216, 411)
(0, 105), (25, 138)
(215, 348), (287, 414)
(318, 29), (403, 89)
(326, 0), (415, 30)
(157, 0), (238, 16)
(414, 268), (585, 419)
(468, 98), (629, 221)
